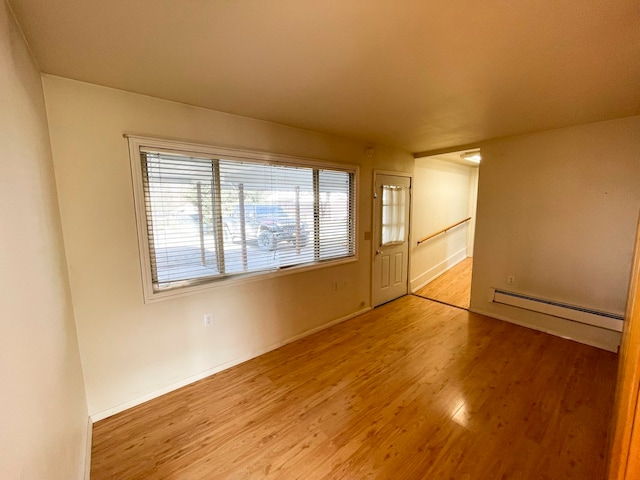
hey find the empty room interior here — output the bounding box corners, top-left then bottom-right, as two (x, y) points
(2, 1), (640, 479)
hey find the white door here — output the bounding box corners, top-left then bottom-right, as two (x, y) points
(372, 173), (411, 307)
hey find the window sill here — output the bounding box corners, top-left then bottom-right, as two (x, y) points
(142, 254), (358, 303)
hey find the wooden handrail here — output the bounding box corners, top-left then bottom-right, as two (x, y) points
(417, 217), (472, 245)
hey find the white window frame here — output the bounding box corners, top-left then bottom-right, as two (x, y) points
(127, 135), (359, 302)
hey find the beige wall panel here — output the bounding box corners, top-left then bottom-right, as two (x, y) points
(0, 5), (88, 479)
(41, 75), (413, 417)
(470, 116), (640, 351)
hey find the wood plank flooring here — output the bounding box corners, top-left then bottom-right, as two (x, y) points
(415, 257), (473, 309)
(91, 295), (617, 479)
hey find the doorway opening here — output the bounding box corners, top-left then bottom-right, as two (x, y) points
(410, 149), (480, 309)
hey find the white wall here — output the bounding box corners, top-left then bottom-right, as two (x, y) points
(410, 157), (477, 291)
(0, 4), (88, 479)
(470, 116), (640, 351)
(41, 75), (414, 418)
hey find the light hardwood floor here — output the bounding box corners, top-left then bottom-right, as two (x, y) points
(91, 295), (617, 479)
(416, 257), (473, 309)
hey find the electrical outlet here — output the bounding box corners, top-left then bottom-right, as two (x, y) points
(203, 313), (213, 327)
(507, 275), (515, 285)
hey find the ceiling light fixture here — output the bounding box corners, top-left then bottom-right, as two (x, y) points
(460, 151), (481, 164)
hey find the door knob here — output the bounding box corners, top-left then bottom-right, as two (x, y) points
(376, 250), (384, 255)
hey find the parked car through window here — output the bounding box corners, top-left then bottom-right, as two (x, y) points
(224, 204), (309, 251)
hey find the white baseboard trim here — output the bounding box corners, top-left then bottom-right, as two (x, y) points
(469, 307), (620, 353)
(411, 248), (468, 292)
(84, 416), (92, 479)
(90, 306), (372, 422)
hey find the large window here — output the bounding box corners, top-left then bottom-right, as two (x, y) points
(128, 137), (357, 300)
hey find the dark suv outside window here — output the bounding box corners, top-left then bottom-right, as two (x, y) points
(224, 204), (309, 251)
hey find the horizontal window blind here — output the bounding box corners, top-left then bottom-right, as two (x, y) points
(137, 146), (356, 293)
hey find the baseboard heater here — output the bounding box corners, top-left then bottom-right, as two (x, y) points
(490, 288), (624, 332)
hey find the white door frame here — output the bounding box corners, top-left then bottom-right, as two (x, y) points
(371, 169), (413, 307)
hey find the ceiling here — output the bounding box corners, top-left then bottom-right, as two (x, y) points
(9, 0), (640, 154)
(426, 150), (481, 168)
